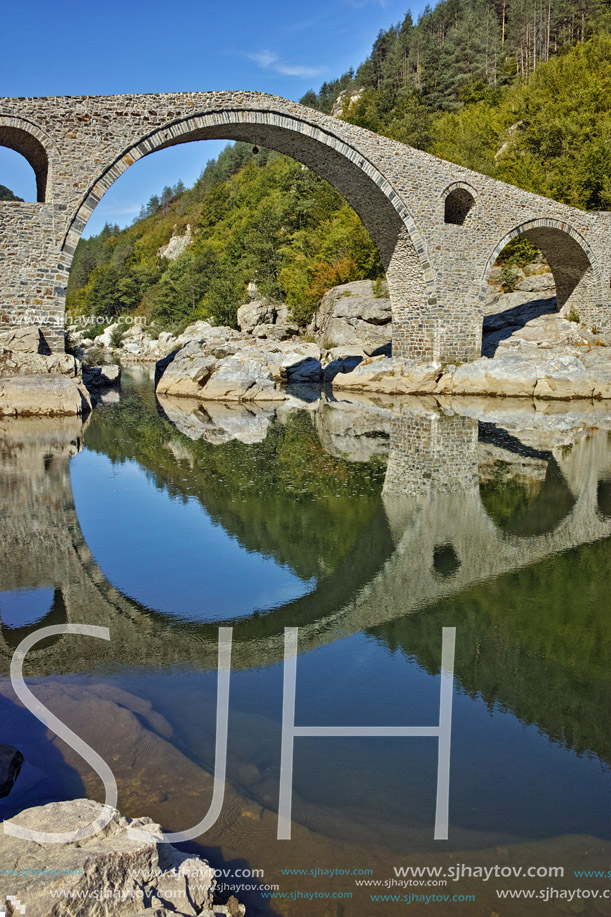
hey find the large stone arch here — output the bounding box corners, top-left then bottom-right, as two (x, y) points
(480, 218), (606, 329)
(0, 115), (56, 202)
(59, 107), (437, 361)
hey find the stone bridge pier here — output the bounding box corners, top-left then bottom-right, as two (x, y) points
(1, 92), (610, 360)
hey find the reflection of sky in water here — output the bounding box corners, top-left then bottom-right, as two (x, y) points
(70, 449), (314, 621)
(0, 587), (54, 629)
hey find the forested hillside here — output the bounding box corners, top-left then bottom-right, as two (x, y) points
(67, 0), (611, 332)
(0, 184), (23, 202)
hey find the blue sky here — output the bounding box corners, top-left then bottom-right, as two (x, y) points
(1, 0), (427, 236)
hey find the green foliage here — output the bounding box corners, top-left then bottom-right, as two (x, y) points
(500, 264), (520, 292)
(68, 154), (382, 331)
(0, 184), (23, 202)
(430, 34), (611, 209)
(496, 236), (540, 267)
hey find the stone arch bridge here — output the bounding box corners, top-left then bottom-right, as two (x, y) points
(0, 403), (609, 677)
(1, 91), (610, 359)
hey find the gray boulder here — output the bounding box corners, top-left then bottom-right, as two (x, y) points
(311, 280), (392, 354)
(0, 798), (234, 916)
(0, 374), (91, 417)
(237, 298), (276, 333)
(514, 273), (555, 293)
(200, 354), (285, 401)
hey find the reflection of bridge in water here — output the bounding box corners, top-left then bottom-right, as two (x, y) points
(0, 398), (610, 676)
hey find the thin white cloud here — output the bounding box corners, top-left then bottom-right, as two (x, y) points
(344, 0), (389, 7)
(246, 49), (325, 79)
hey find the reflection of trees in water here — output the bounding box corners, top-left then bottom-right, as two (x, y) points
(370, 536), (611, 764)
(480, 457), (577, 537)
(81, 378), (386, 583)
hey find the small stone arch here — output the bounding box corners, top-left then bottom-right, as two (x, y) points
(480, 218), (605, 328)
(442, 181), (478, 226)
(0, 115), (56, 202)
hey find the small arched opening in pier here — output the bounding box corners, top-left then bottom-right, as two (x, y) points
(0, 122), (50, 202)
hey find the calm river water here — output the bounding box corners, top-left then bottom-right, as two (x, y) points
(0, 369), (610, 916)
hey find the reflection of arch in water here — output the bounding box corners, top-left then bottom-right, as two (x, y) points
(0, 587), (66, 650)
(0, 406), (610, 676)
(478, 425), (577, 537)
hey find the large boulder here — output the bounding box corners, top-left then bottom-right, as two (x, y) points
(156, 342), (286, 401)
(237, 298), (276, 333)
(0, 798), (237, 917)
(312, 280), (392, 355)
(0, 374), (91, 417)
(333, 357), (441, 394)
(437, 352), (605, 399)
(514, 273), (555, 293)
(198, 353), (285, 401)
(0, 348), (81, 378)
(155, 342), (217, 397)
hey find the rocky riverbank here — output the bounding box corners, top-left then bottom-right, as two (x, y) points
(70, 273), (610, 403)
(0, 326), (124, 418)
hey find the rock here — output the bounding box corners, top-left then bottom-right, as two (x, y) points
(156, 344), (217, 397)
(198, 354), (286, 401)
(157, 224), (192, 261)
(333, 357), (441, 394)
(264, 342), (322, 382)
(82, 364), (121, 389)
(274, 304), (299, 335)
(0, 798), (221, 917)
(0, 348), (81, 379)
(237, 298), (276, 333)
(438, 352), (600, 399)
(0, 744), (24, 798)
(514, 273), (554, 293)
(438, 354), (539, 397)
(330, 86), (365, 117)
(0, 326), (52, 354)
(252, 322), (290, 341)
(283, 356), (322, 383)
(156, 340), (287, 402)
(312, 280), (392, 353)
(0, 374), (91, 417)
(99, 364), (121, 385)
(94, 321), (122, 350)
